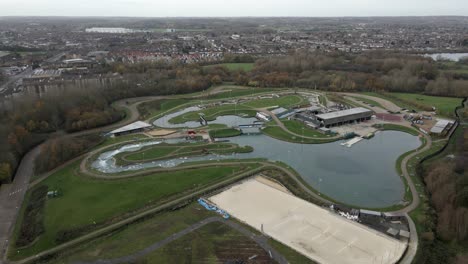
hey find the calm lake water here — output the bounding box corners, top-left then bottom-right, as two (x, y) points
(153, 106), (257, 128)
(93, 131), (421, 208)
(423, 53), (468, 61)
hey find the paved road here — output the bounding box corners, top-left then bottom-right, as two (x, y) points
(0, 90), (438, 264)
(72, 217), (287, 264)
(342, 95), (391, 114)
(0, 68), (33, 95)
(76, 138), (331, 206)
(0, 97), (145, 263)
(261, 108), (341, 141)
(10, 165), (270, 264)
(341, 93), (402, 112)
(0, 86), (235, 263)
(340, 93), (433, 264)
(0, 86), (288, 263)
(0, 146), (41, 263)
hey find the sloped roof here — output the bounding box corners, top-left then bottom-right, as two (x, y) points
(110, 121), (152, 134)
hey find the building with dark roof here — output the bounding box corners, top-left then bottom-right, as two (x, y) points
(316, 107), (373, 127)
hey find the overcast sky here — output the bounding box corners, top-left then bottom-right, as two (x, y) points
(1, 0), (467, 17)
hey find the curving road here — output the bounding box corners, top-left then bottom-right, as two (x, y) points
(261, 108), (341, 141)
(0, 86), (239, 263)
(341, 92), (402, 113)
(0, 90), (438, 264)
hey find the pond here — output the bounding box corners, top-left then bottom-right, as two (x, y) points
(153, 106), (257, 128)
(92, 131), (421, 208)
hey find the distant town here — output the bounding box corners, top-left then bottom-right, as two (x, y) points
(1, 17), (468, 98)
(0, 16), (467, 264)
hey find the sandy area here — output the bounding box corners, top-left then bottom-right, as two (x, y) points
(146, 129), (177, 136)
(209, 178), (407, 264)
(254, 175), (291, 194)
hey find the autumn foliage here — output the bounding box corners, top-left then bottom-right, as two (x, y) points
(34, 135), (102, 174)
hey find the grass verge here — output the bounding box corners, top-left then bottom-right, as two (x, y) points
(262, 126), (338, 144)
(209, 128), (241, 138)
(10, 162), (255, 259)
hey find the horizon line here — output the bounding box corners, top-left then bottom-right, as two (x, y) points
(1, 15), (468, 19)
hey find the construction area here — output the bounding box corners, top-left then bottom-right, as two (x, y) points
(209, 178), (408, 264)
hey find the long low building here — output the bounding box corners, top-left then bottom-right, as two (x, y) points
(316, 107), (373, 127)
(109, 121), (152, 136)
(430, 119), (454, 135)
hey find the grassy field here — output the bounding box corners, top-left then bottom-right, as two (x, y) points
(41, 201), (314, 264)
(347, 95), (385, 109)
(439, 61), (468, 75)
(137, 99), (189, 119)
(169, 104), (256, 124)
(10, 162), (255, 259)
(141, 221), (276, 263)
(36, 168), (321, 264)
(262, 126), (338, 144)
(410, 123), (468, 262)
(390, 93), (462, 117)
(96, 134), (150, 149)
(122, 142), (251, 162)
(362, 92), (462, 117)
(204, 63), (254, 71)
(204, 87), (279, 100)
(41, 204), (217, 263)
(168, 94), (304, 124)
(243, 95), (305, 108)
(407, 139), (448, 233)
(209, 128), (241, 138)
(282, 120), (333, 138)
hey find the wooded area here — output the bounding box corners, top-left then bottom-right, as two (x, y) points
(1, 51), (467, 187)
(0, 61), (217, 184)
(231, 51), (468, 97)
(34, 135), (102, 174)
(418, 127), (468, 263)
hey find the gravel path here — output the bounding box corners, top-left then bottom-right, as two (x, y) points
(0, 87), (231, 263)
(2, 90), (442, 264)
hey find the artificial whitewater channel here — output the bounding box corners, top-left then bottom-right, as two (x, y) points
(92, 107), (421, 208)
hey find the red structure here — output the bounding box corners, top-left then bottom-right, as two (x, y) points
(375, 113), (402, 122)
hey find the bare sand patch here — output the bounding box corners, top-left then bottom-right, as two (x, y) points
(146, 129), (177, 136)
(209, 178), (407, 264)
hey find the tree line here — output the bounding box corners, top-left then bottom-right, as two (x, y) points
(228, 50), (468, 97)
(417, 126), (468, 264)
(0, 61), (219, 184)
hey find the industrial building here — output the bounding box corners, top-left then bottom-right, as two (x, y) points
(315, 107), (373, 127)
(430, 119), (454, 135)
(109, 121), (152, 136)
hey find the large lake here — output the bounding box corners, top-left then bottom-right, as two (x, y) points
(93, 131), (421, 208)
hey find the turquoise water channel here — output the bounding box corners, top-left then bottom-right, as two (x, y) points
(93, 106), (422, 208)
(93, 131), (420, 209)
